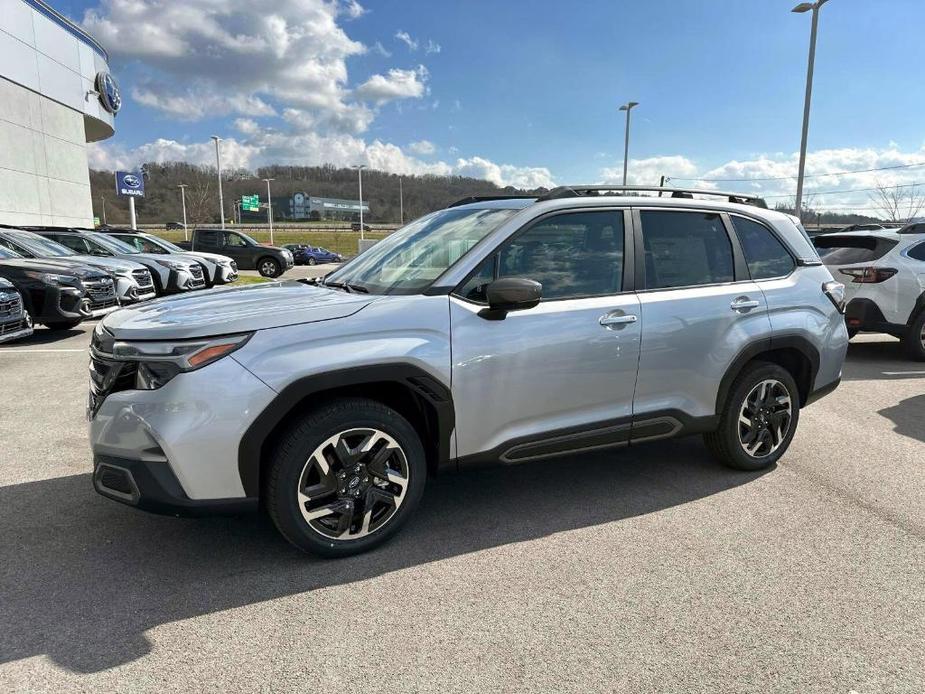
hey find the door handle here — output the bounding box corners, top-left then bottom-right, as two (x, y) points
(730, 297), (760, 311)
(599, 313), (638, 327)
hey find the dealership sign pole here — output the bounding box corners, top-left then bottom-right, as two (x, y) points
(115, 171), (145, 230)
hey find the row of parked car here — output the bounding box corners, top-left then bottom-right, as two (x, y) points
(0, 226), (251, 343)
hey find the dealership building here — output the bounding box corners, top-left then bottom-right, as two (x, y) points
(0, 0), (116, 228)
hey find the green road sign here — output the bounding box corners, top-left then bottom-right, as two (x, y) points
(242, 194), (260, 212)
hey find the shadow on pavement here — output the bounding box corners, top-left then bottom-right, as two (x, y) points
(879, 394), (925, 444)
(0, 326), (84, 348)
(0, 438), (766, 673)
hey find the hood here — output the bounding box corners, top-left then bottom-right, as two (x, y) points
(0, 257), (106, 279)
(69, 255), (147, 275)
(113, 253), (201, 269)
(0, 277), (14, 290)
(179, 251), (231, 265)
(102, 280), (375, 340)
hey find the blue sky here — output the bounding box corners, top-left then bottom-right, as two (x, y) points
(60, 0), (925, 211)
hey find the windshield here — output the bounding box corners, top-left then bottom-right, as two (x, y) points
(234, 231), (260, 245)
(5, 232), (77, 258)
(88, 232), (140, 255)
(154, 238), (185, 252)
(324, 207), (517, 294)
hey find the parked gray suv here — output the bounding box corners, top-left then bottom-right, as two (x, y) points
(88, 186), (848, 556)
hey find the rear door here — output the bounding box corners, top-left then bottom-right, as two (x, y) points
(632, 208), (771, 424)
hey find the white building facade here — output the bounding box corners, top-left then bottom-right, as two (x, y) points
(0, 0), (116, 227)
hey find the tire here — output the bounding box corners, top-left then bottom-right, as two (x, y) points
(704, 361), (800, 471)
(307, 257), (316, 266)
(903, 310), (925, 361)
(43, 319), (83, 331)
(266, 397), (426, 557)
(257, 257), (281, 278)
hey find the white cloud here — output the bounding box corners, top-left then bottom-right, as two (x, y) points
(598, 146), (925, 214)
(342, 0), (366, 19)
(409, 140), (436, 155)
(454, 156), (555, 189)
(394, 30), (418, 51)
(425, 40), (441, 55)
(370, 41), (391, 57)
(355, 66), (429, 104)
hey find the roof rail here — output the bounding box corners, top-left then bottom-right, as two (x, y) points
(447, 195), (538, 208)
(537, 185), (768, 209)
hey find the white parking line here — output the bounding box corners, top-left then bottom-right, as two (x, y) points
(882, 370), (925, 376)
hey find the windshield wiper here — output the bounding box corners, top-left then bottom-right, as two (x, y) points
(323, 280), (369, 294)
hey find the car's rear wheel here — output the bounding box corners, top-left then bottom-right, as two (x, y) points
(307, 257), (316, 266)
(705, 361), (800, 471)
(903, 310), (925, 361)
(258, 257), (281, 278)
(266, 398), (426, 557)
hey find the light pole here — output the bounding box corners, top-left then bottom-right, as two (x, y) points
(100, 196), (106, 225)
(352, 164), (367, 240)
(177, 184), (189, 240)
(211, 135), (225, 229)
(263, 178), (275, 245)
(618, 101), (639, 185)
(792, 0), (830, 217)
(399, 176), (404, 225)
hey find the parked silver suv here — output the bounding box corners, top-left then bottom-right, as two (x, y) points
(88, 186), (848, 556)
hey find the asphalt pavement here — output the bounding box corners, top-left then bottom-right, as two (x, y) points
(0, 321), (923, 692)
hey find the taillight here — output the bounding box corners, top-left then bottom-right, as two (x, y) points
(838, 267), (898, 283)
(822, 281), (846, 314)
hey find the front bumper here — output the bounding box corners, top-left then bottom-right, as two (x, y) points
(164, 265), (207, 293)
(115, 276), (157, 304)
(88, 353), (277, 502)
(93, 455), (258, 516)
(216, 263), (238, 284)
(0, 313), (34, 343)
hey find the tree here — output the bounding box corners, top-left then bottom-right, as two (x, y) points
(869, 180), (925, 223)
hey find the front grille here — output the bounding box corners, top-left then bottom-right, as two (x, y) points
(0, 293), (22, 320)
(100, 466), (133, 495)
(188, 265), (206, 289)
(93, 462), (139, 503)
(88, 348), (137, 416)
(132, 269), (154, 290)
(84, 278), (118, 310)
(0, 316), (28, 336)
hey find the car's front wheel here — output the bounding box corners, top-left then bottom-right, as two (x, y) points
(266, 398), (426, 557)
(257, 257), (281, 278)
(307, 257), (316, 266)
(704, 361), (800, 471)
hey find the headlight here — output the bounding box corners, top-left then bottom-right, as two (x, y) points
(24, 271), (82, 287)
(106, 333), (253, 390)
(154, 259), (190, 271)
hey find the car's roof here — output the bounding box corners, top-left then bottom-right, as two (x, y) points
(451, 194), (795, 224)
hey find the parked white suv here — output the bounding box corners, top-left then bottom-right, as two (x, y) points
(814, 229), (925, 359)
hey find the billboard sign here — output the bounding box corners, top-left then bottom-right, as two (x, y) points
(115, 171), (145, 197)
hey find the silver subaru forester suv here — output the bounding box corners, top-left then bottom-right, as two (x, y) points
(88, 186), (848, 557)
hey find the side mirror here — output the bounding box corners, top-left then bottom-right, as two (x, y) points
(480, 278), (542, 320)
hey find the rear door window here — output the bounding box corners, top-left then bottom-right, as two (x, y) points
(639, 211), (734, 289)
(906, 242), (925, 262)
(813, 235), (898, 264)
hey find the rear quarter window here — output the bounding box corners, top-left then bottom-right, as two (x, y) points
(813, 235), (898, 265)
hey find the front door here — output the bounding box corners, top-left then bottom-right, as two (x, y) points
(220, 231), (254, 268)
(450, 209), (641, 461)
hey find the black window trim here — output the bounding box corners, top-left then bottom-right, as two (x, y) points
(902, 240), (925, 261)
(450, 207), (635, 306)
(632, 207), (749, 294)
(727, 213), (798, 282)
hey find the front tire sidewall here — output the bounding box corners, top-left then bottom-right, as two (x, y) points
(267, 399), (426, 557)
(307, 257), (316, 266)
(903, 311), (925, 361)
(708, 362), (800, 472)
(258, 258), (281, 278)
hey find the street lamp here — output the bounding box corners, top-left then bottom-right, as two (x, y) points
(618, 101), (639, 185)
(792, 0), (830, 217)
(177, 184), (189, 240)
(211, 135), (225, 229)
(263, 178), (275, 245)
(352, 164), (368, 240)
(100, 196), (107, 225)
(399, 175), (404, 225)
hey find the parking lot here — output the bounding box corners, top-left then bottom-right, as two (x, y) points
(0, 325), (922, 692)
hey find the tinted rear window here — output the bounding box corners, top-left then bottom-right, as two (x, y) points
(813, 235), (898, 265)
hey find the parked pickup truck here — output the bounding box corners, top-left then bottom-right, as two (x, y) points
(176, 229), (294, 278)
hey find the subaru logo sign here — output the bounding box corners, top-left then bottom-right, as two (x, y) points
(115, 171), (145, 198)
(95, 72), (122, 115)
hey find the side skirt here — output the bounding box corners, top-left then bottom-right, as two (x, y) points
(456, 410), (719, 469)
